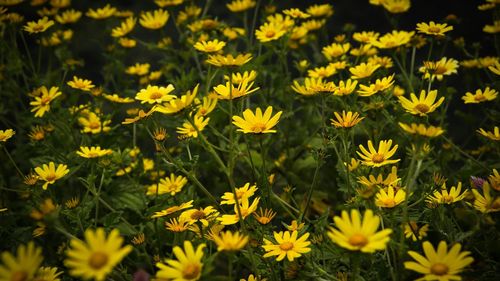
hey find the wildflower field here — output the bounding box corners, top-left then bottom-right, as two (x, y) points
(1, 0), (500, 280)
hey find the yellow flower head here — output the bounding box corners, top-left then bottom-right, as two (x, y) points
(472, 181), (500, 213)
(135, 84), (175, 104)
(218, 197), (260, 225)
(139, 9), (169, 29)
(381, 0), (411, 13)
(227, 0), (256, 13)
(154, 84), (199, 115)
(372, 30), (414, 49)
(86, 4), (117, 20)
(193, 39), (226, 53)
(102, 94), (134, 104)
(283, 8), (310, 19)
(232, 106), (282, 134)
(307, 64), (337, 78)
(253, 208), (277, 225)
(462, 87), (498, 104)
(291, 77), (336, 96)
(0, 129), (15, 142)
(322, 42), (350, 60)
(78, 112), (112, 134)
(357, 139), (400, 167)
(353, 31), (380, 44)
(65, 228), (132, 281)
(398, 122), (444, 138)
(403, 221), (429, 241)
(419, 57), (459, 81)
(147, 173), (188, 196)
(206, 53), (252, 67)
(221, 182), (257, 205)
(262, 231), (311, 262)
(164, 217), (190, 232)
(213, 231), (249, 252)
(195, 96), (218, 117)
(327, 209), (392, 252)
(126, 63), (150, 76)
(398, 90), (444, 116)
(0, 242), (43, 281)
(176, 115), (210, 139)
(416, 21), (453, 36)
(34, 161), (70, 190)
(349, 62), (380, 79)
(330, 111), (364, 128)
(76, 146), (113, 158)
(23, 16), (54, 33)
(180, 206), (219, 227)
(477, 126), (500, 141)
(404, 241), (473, 280)
(213, 79), (259, 100)
(357, 74), (395, 97)
(225, 70), (258, 84)
(375, 186), (406, 208)
(151, 200), (194, 218)
(255, 22), (287, 43)
(426, 182), (468, 205)
(488, 61), (500, 75)
(67, 76), (95, 91)
(306, 4), (334, 17)
(483, 20), (500, 33)
(111, 17), (136, 37)
(55, 9), (82, 24)
(332, 79), (358, 96)
(156, 241), (205, 281)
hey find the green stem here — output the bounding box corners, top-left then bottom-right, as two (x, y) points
(2, 146), (24, 178)
(299, 156), (321, 223)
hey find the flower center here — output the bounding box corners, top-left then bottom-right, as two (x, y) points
(371, 153), (385, 163)
(236, 190), (245, 199)
(10, 271), (28, 281)
(45, 172), (56, 182)
(415, 104), (430, 113)
(150, 91), (163, 100)
(430, 263), (449, 276)
(89, 121), (100, 129)
(251, 123), (267, 133)
(382, 198), (396, 207)
(265, 30), (276, 38)
(279, 241), (294, 251)
(41, 96), (52, 105)
(88, 252), (109, 269)
(190, 210), (206, 220)
(182, 263), (201, 279)
(33, 25), (45, 32)
(348, 233), (368, 247)
(427, 26), (441, 34)
(442, 195), (454, 203)
(474, 94), (486, 101)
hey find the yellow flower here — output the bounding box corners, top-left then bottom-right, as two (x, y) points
(224, 70), (258, 84)
(147, 174), (188, 196)
(462, 87), (498, 104)
(180, 206), (219, 227)
(164, 217), (190, 232)
(126, 63), (150, 76)
(416, 21), (453, 36)
(381, 0), (411, 13)
(213, 79), (259, 100)
(403, 221), (429, 241)
(357, 139), (400, 167)
(154, 84), (199, 114)
(76, 146), (113, 158)
(349, 62), (380, 79)
(34, 161), (69, 190)
(307, 64), (337, 78)
(327, 209), (392, 252)
(217, 197), (260, 225)
(241, 274), (267, 281)
(344, 158), (360, 172)
(488, 61), (500, 75)
(255, 22), (287, 43)
(398, 122), (444, 138)
(368, 55), (393, 68)
(0, 242), (43, 281)
(102, 93), (134, 103)
(322, 42), (350, 60)
(111, 17), (136, 37)
(118, 37), (137, 48)
(426, 182), (468, 205)
(357, 74), (395, 97)
(213, 231), (249, 251)
(78, 112), (112, 134)
(489, 169), (500, 191)
(262, 231), (311, 262)
(151, 200), (194, 218)
(135, 84), (175, 104)
(253, 208), (277, 225)
(34, 266), (63, 281)
(372, 30), (414, 49)
(206, 53), (252, 67)
(154, 0), (184, 7)
(398, 90), (444, 116)
(0, 129), (15, 142)
(283, 8), (310, 19)
(221, 182), (257, 205)
(227, 0), (256, 13)
(477, 126), (500, 141)
(30, 86), (62, 117)
(86, 4), (117, 20)
(330, 111), (364, 128)
(419, 57), (459, 81)
(284, 220), (305, 231)
(483, 20), (500, 33)
(176, 115), (210, 138)
(65, 228), (132, 281)
(156, 241), (205, 281)
(471, 181), (500, 213)
(353, 31), (380, 44)
(375, 186), (406, 208)
(67, 76), (95, 91)
(50, 0), (70, 8)
(291, 77), (336, 96)
(193, 39), (226, 53)
(55, 9), (82, 24)
(139, 9), (169, 29)
(306, 4), (334, 17)
(332, 79), (358, 96)
(404, 241), (473, 280)
(232, 106), (282, 134)
(23, 16), (54, 33)
(195, 96), (218, 117)
(223, 27), (246, 40)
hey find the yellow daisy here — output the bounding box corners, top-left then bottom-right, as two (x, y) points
(487, 61), (500, 75)
(139, 9), (169, 29)
(34, 266), (63, 281)
(111, 16), (136, 37)
(212, 231), (249, 252)
(0, 241), (43, 281)
(322, 42), (350, 60)
(156, 241), (205, 281)
(55, 9), (82, 24)
(220, 182), (257, 205)
(67, 76), (95, 91)
(153, 84), (198, 115)
(29, 86), (63, 117)
(147, 173), (188, 196)
(330, 111), (364, 128)
(381, 0), (411, 13)
(477, 126), (500, 141)
(403, 221), (429, 241)
(398, 90), (445, 116)
(333, 79), (358, 96)
(291, 77), (336, 96)
(164, 217), (190, 232)
(283, 8), (310, 19)
(176, 115), (210, 139)
(416, 21), (453, 36)
(419, 57), (459, 81)
(86, 4), (117, 20)
(398, 122), (444, 138)
(76, 146), (113, 158)
(227, 0), (256, 13)
(34, 161), (70, 190)
(462, 87), (498, 104)
(404, 241), (473, 280)
(78, 112), (112, 134)
(357, 74), (395, 97)
(255, 22), (287, 43)
(151, 200), (194, 219)
(217, 197), (260, 225)
(372, 30), (414, 49)
(65, 228), (132, 281)
(232, 106), (283, 134)
(135, 84), (176, 104)
(193, 39), (226, 53)
(307, 64), (337, 78)
(262, 231), (311, 262)
(195, 96), (218, 117)
(126, 63), (150, 76)
(253, 208), (277, 225)
(327, 209), (392, 253)
(102, 93), (135, 103)
(180, 206), (219, 227)
(23, 16), (54, 33)
(356, 139), (400, 167)
(0, 129), (15, 142)
(206, 53), (252, 67)
(471, 181), (500, 213)
(426, 182), (468, 205)
(349, 62), (380, 79)
(375, 186), (406, 208)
